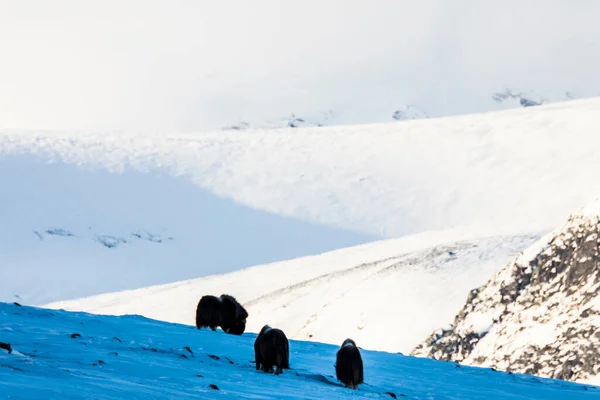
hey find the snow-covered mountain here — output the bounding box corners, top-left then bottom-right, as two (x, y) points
(45, 230), (540, 355)
(2, 302), (598, 399)
(0, 154), (371, 305)
(412, 200), (600, 385)
(223, 105), (431, 131)
(4, 99), (600, 307)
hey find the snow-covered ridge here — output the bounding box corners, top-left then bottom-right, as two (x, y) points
(3, 98), (600, 240)
(0, 154), (370, 305)
(46, 229), (541, 355)
(3, 302), (598, 399)
(412, 200), (600, 385)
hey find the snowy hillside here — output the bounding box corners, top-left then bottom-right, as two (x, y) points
(46, 230), (541, 355)
(412, 200), (600, 385)
(0, 154), (370, 305)
(1, 302), (598, 399)
(4, 99), (600, 306)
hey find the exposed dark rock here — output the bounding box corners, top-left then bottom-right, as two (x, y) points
(412, 204), (600, 383)
(0, 342), (12, 354)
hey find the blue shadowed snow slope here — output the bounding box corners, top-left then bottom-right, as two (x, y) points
(0, 155), (373, 305)
(0, 303), (598, 399)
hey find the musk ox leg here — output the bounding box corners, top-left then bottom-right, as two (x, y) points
(255, 351), (262, 371)
(262, 365), (272, 373)
(275, 366), (283, 375)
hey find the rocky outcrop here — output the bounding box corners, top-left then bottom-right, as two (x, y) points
(392, 105), (428, 120)
(412, 201), (600, 383)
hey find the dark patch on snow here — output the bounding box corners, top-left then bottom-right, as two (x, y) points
(94, 235), (128, 249)
(385, 392), (398, 399)
(222, 121), (250, 131)
(208, 354), (220, 360)
(184, 346), (193, 355)
(520, 98), (541, 107)
(46, 228), (75, 237)
(113, 337), (122, 343)
(0, 342), (12, 354)
(0, 363), (24, 372)
(131, 230), (171, 243)
(492, 89), (543, 108)
(70, 333), (82, 339)
(209, 384), (219, 390)
(13, 302), (21, 307)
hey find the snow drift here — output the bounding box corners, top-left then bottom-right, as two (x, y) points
(1, 302), (598, 399)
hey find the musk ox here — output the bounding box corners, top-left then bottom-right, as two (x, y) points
(195, 295), (222, 331)
(335, 338), (364, 389)
(219, 294), (248, 335)
(254, 325), (289, 375)
(195, 294), (248, 335)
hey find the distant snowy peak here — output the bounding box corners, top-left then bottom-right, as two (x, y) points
(222, 112), (330, 131)
(392, 105), (428, 120)
(412, 200), (600, 384)
(492, 88), (576, 108)
(222, 105), (429, 131)
(222, 89), (580, 131)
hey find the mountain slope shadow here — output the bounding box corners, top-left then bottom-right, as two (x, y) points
(0, 154), (374, 304)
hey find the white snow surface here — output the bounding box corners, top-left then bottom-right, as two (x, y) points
(3, 98), (600, 309)
(3, 98), (600, 241)
(46, 230), (541, 354)
(1, 302), (598, 399)
(0, 153), (372, 305)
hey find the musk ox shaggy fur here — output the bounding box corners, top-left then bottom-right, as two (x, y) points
(219, 294), (248, 335)
(254, 325), (290, 375)
(195, 294), (248, 335)
(195, 295), (221, 331)
(335, 338), (364, 389)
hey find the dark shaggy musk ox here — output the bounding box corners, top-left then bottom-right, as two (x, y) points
(219, 294), (248, 335)
(195, 294), (248, 335)
(254, 325), (290, 375)
(195, 295), (222, 331)
(335, 338), (364, 389)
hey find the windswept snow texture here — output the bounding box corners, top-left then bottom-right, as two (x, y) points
(4, 99), (600, 306)
(3, 99), (600, 243)
(0, 154), (372, 305)
(46, 230), (541, 354)
(1, 303), (598, 399)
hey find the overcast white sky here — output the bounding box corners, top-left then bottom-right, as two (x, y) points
(1, 0), (600, 131)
